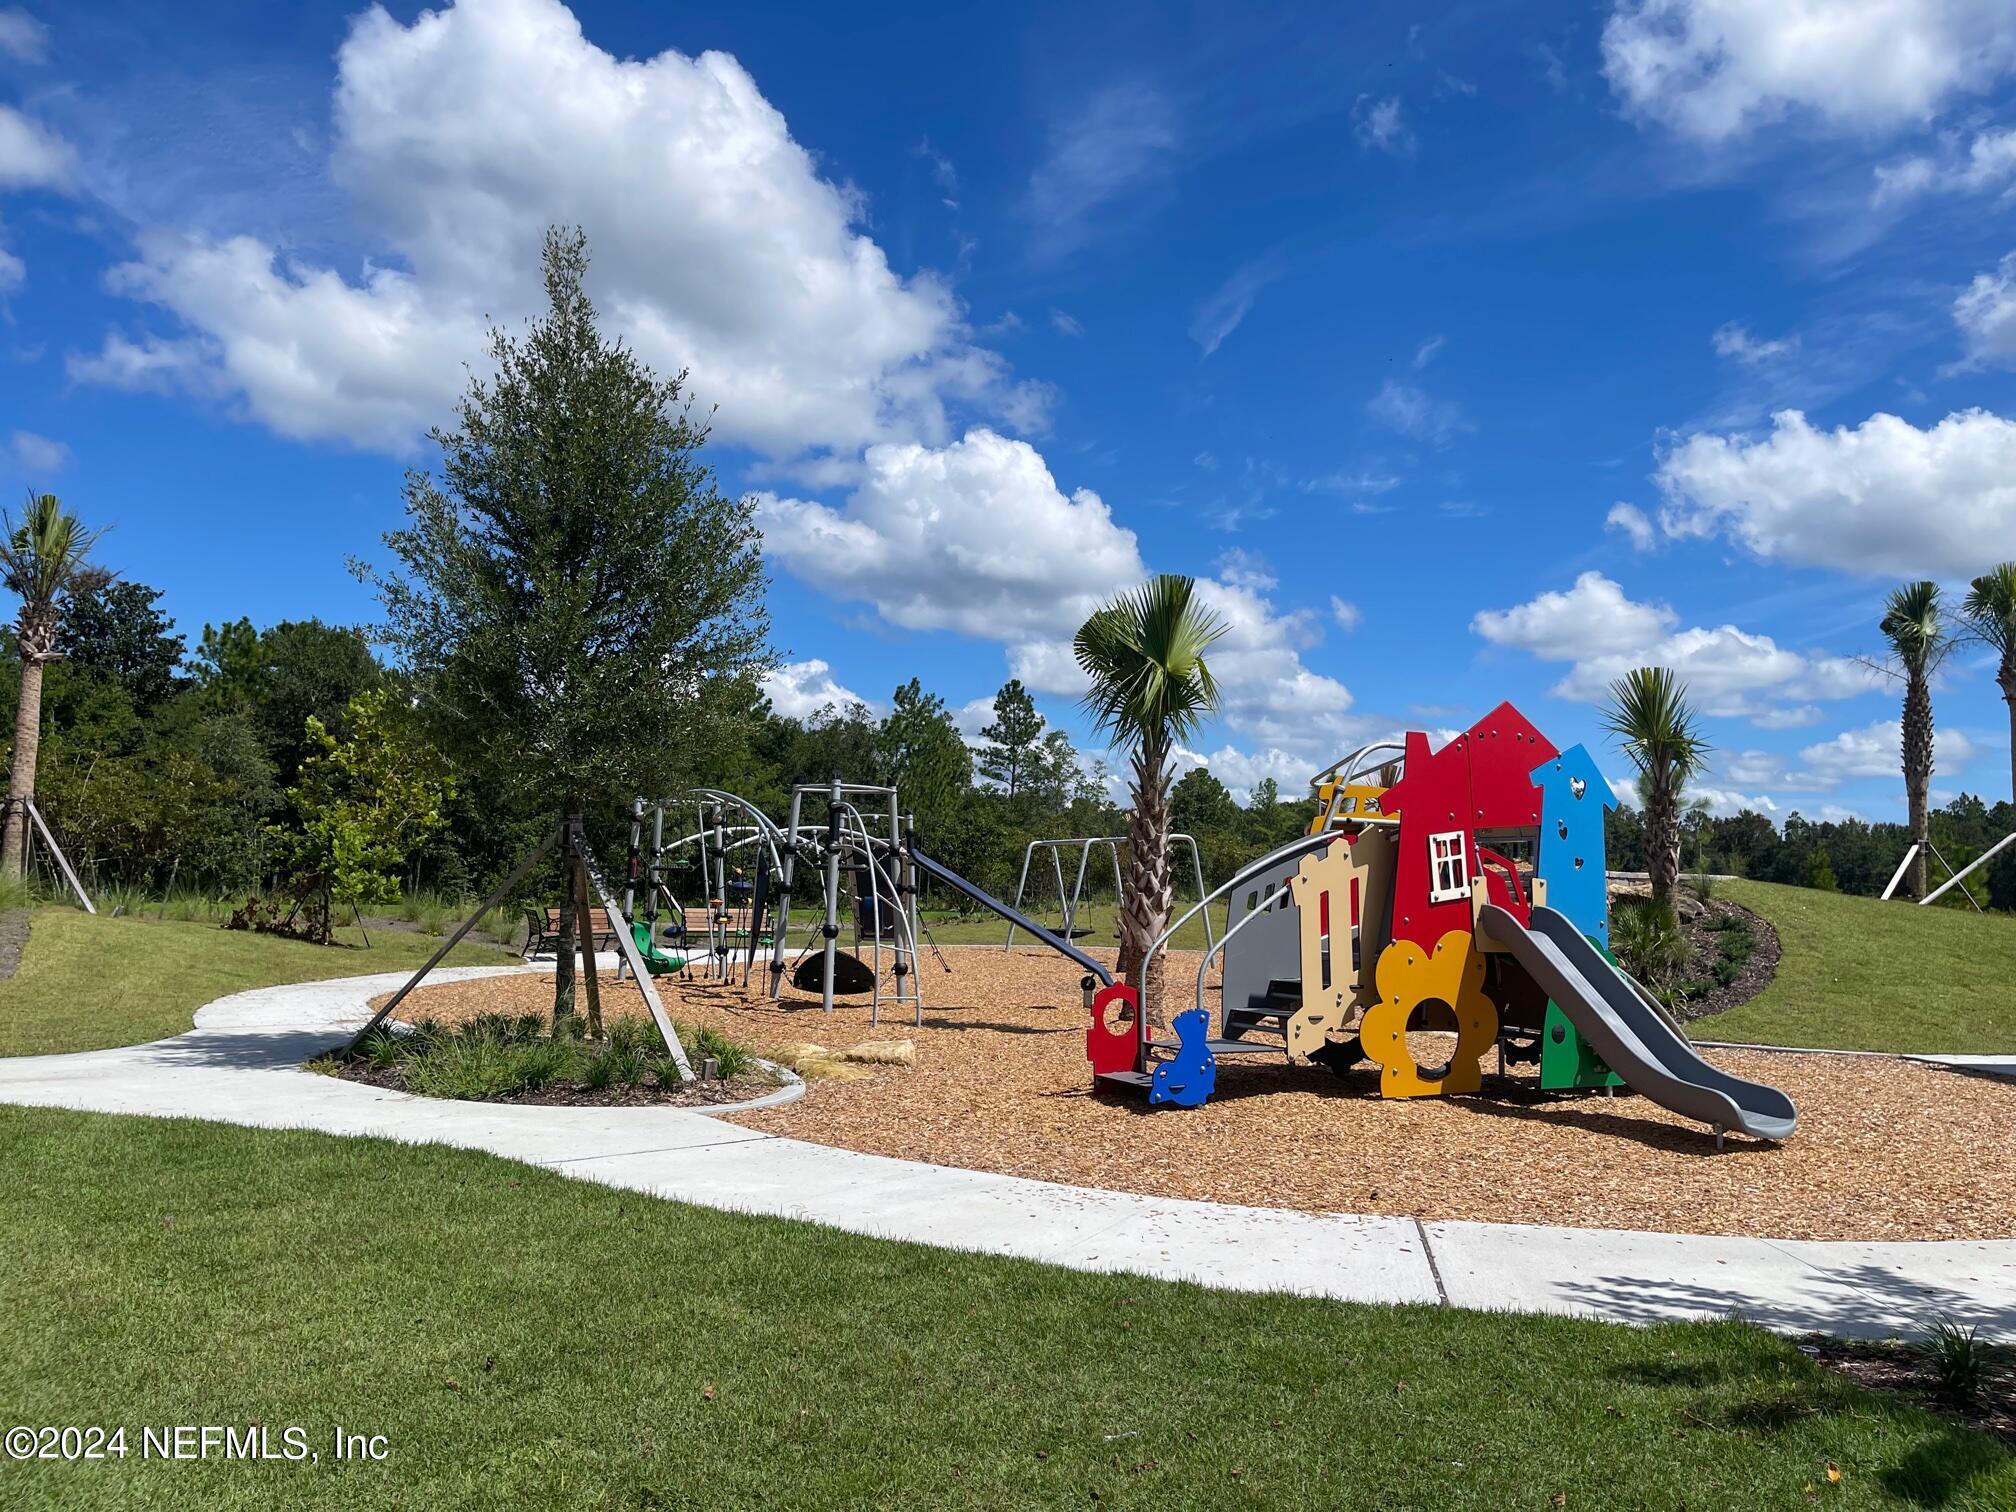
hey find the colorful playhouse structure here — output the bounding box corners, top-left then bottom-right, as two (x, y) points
(1085, 701), (1796, 1145)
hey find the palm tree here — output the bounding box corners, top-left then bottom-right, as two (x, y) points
(1074, 575), (1227, 1013)
(0, 493), (101, 879)
(1602, 667), (1709, 909)
(1963, 562), (2016, 809)
(1879, 580), (1950, 900)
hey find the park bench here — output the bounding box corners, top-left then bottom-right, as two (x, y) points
(521, 906), (620, 959)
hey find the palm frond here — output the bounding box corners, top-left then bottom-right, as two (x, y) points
(1601, 666), (1710, 783)
(1879, 579), (1949, 673)
(1073, 575), (1228, 749)
(0, 492), (101, 608)
(1962, 563), (2016, 658)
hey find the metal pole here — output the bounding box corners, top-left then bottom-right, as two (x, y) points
(1003, 841), (1038, 951)
(902, 811), (921, 1017)
(1881, 843), (1920, 901)
(1925, 840), (1985, 913)
(341, 823), (561, 1054)
(24, 799), (94, 914)
(769, 787), (804, 997)
(820, 777), (842, 1012)
(1176, 833), (1216, 952)
(1050, 845), (1069, 936)
(1067, 840), (1095, 937)
(578, 850), (695, 1081)
(1923, 831), (2016, 907)
(711, 803), (730, 978)
(625, 797), (643, 916)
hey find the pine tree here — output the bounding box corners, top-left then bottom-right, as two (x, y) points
(977, 679), (1044, 798)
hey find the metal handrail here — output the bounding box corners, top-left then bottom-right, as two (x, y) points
(1138, 828), (1347, 1005)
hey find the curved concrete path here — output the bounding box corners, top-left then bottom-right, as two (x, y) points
(0, 966), (2010, 1341)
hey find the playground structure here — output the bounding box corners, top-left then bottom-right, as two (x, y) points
(1001, 834), (1215, 954)
(625, 780), (1117, 1028)
(1084, 701), (1797, 1146)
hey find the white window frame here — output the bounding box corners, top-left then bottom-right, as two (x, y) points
(1427, 830), (1469, 904)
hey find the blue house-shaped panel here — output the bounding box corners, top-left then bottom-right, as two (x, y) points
(1530, 743), (1614, 948)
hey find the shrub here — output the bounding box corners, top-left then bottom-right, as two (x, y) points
(692, 1024), (751, 1079)
(1611, 897), (1688, 989)
(1922, 1316), (1986, 1403)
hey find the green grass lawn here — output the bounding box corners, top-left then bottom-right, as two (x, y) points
(0, 909), (518, 1059)
(1698, 881), (2016, 1055)
(0, 1105), (2007, 1511)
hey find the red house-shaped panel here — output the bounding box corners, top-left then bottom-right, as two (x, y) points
(1381, 702), (1559, 949)
(1381, 728), (1476, 949)
(1465, 701), (1558, 828)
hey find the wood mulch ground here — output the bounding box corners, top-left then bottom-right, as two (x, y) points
(394, 946), (2016, 1242)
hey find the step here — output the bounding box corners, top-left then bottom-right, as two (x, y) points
(1233, 1002), (1295, 1020)
(1094, 1070), (1155, 1093)
(1148, 1037), (1282, 1056)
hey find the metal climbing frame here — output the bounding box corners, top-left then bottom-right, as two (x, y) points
(1000, 834), (1215, 954)
(764, 779), (923, 1018)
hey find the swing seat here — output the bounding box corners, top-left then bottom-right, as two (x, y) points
(791, 950), (877, 996)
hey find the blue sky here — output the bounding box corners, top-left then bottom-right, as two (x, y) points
(4, 0), (2016, 821)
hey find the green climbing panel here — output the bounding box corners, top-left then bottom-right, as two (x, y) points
(1538, 937), (1625, 1091)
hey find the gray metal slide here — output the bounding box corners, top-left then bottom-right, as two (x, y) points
(1476, 903), (1797, 1143)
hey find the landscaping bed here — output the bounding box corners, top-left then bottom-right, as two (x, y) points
(395, 947), (2016, 1242)
(318, 1011), (781, 1108)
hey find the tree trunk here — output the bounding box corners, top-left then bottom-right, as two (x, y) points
(1116, 738), (1173, 1020)
(1644, 778), (1680, 909)
(1902, 674), (1935, 900)
(2, 655), (46, 880)
(552, 816), (579, 1032)
(571, 855), (603, 1039)
(2000, 656), (2016, 811)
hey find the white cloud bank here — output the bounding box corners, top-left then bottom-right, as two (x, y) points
(1473, 571), (1880, 722)
(71, 0), (1042, 462)
(1650, 407), (2016, 579)
(1603, 0), (2016, 143)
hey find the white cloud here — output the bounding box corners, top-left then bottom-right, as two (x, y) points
(1872, 124), (2016, 203)
(8, 430), (68, 472)
(1611, 771), (1777, 816)
(0, 9), (47, 64)
(1554, 624), (1880, 715)
(1173, 744), (1312, 805)
(757, 427), (1145, 650)
(1954, 252), (2016, 367)
(762, 659), (872, 720)
(1652, 406), (2016, 578)
(1304, 468), (1402, 497)
(1751, 704), (1822, 729)
(1605, 501), (1658, 550)
(1214, 547), (1276, 592)
(1472, 571), (1678, 660)
(1026, 80), (1178, 255)
(1797, 719), (1978, 785)
(1330, 596), (1363, 632)
(1711, 321), (1796, 364)
(0, 237), (20, 293)
(1473, 572), (1882, 721)
(1602, 0), (2016, 143)
(1048, 308), (1082, 337)
(0, 103), (73, 189)
(1352, 95), (1415, 155)
(1412, 334), (1445, 370)
(1190, 257), (1283, 356)
(72, 0), (1038, 461)
(1367, 379), (1468, 444)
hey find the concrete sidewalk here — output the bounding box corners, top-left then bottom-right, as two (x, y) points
(0, 966), (2009, 1341)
